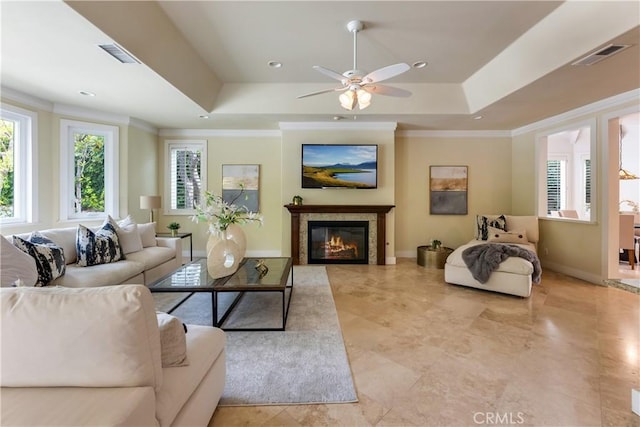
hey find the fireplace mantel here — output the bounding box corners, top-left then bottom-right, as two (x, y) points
(285, 204), (394, 265)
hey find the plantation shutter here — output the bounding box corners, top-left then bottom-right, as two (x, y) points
(584, 159), (591, 205)
(547, 160), (562, 213)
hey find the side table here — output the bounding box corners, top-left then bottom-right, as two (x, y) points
(417, 246), (453, 269)
(156, 232), (193, 262)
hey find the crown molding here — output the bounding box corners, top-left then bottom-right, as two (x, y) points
(129, 118), (158, 135)
(53, 103), (130, 126)
(1, 87), (53, 111)
(512, 89), (640, 136)
(158, 128), (281, 137)
(397, 129), (511, 138)
(279, 121), (397, 131)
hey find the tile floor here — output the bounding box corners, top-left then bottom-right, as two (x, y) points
(209, 259), (640, 426)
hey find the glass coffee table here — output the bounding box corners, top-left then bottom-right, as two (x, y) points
(149, 257), (293, 331)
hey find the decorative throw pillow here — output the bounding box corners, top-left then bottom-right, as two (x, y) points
(112, 215), (143, 254)
(476, 214), (507, 240)
(12, 232), (66, 286)
(487, 227), (528, 245)
(156, 312), (189, 367)
(2, 235), (39, 287)
(138, 222), (157, 248)
(76, 221), (124, 267)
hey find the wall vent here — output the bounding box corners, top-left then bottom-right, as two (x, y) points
(572, 44), (631, 66)
(98, 43), (140, 64)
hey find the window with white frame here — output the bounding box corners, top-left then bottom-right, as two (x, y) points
(538, 122), (594, 220)
(165, 140), (207, 215)
(60, 119), (118, 221)
(0, 105), (36, 224)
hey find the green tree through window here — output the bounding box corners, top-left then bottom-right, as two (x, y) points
(74, 133), (105, 214)
(0, 119), (14, 217)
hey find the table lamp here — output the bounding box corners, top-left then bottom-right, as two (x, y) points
(140, 195), (161, 223)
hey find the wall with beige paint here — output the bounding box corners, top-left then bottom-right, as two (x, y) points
(511, 97), (639, 283)
(158, 135), (283, 257)
(0, 98), (155, 235)
(394, 135), (512, 256)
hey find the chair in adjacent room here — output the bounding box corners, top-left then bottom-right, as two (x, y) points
(619, 214), (636, 270)
(558, 210), (579, 219)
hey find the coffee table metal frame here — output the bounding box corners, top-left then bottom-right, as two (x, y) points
(149, 257), (294, 331)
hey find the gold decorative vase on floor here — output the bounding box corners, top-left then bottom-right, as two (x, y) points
(206, 230), (243, 279)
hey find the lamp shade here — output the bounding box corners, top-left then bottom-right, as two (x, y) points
(140, 195), (161, 209)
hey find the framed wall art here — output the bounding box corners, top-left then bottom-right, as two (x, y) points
(222, 164), (260, 212)
(429, 165), (468, 215)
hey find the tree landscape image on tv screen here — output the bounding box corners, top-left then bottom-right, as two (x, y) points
(302, 144), (377, 189)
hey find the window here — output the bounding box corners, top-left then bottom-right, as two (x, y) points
(165, 140), (207, 215)
(0, 105), (36, 224)
(537, 121), (594, 221)
(60, 119), (118, 221)
(546, 159), (565, 213)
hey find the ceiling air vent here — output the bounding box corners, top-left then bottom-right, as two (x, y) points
(572, 44), (631, 66)
(98, 43), (140, 64)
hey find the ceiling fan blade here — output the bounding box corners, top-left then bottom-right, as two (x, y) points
(363, 84), (412, 97)
(312, 65), (347, 83)
(297, 87), (347, 99)
(362, 63), (410, 84)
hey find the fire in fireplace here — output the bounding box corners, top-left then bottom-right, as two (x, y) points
(307, 221), (368, 264)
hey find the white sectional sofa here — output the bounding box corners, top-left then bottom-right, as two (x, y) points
(10, 221), (182, 287)
(1, 284), (226, 426)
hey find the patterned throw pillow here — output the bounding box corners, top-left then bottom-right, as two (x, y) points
(476, 214), (507, 240)
(487, 226), (529, 245)
(76, 220), (124, 267)
(13, 232), (66, 286)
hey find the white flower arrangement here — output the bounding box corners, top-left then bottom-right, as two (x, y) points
(191, 188), (263, 235)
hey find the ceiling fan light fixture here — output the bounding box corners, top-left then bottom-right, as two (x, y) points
(356, 89), (371, 110)
(339, 90), (356, 110)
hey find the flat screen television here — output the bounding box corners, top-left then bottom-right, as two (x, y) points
(301, 144), (378, 189)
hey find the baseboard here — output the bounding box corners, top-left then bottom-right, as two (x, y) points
(541, 260), (603, 285)
(385, 257), (397, 265)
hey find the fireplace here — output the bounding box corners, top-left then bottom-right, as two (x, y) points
(307, 221), (369, 264)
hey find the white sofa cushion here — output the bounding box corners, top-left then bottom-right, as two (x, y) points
(15, 227), (78, 264)
(51, 259), (145, 287)
(138, 222), (158, 247)
(115, 215), (144, 254)
(0, 285), (163, 391)
(155, 325), (226, 427)
(126, 246), (176, 270)
(0, 235), (38, 287)
(505, 215), (539, 243)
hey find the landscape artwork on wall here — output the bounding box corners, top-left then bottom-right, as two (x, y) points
(222, 164), (260, 212)
(301, 144), (378, 189)
(429, 165), (468, 215)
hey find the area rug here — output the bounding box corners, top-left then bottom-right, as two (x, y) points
(164, 265), (358, 406)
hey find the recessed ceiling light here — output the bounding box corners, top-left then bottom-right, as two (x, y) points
(267, 60), (282, 68)
(199, 114), (210, 119)
(79, 90), (96, 97)
(473, 115), (483, 120)
(412, 61), (428, 69)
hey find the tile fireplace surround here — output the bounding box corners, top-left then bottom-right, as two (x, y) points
(285, 205), (394, 265)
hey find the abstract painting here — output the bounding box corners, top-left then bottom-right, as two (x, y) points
(222, 164), (260, 213)
(430, 166), (468, 215)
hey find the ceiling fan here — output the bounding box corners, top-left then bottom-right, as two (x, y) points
(297, 20), (412, 111)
